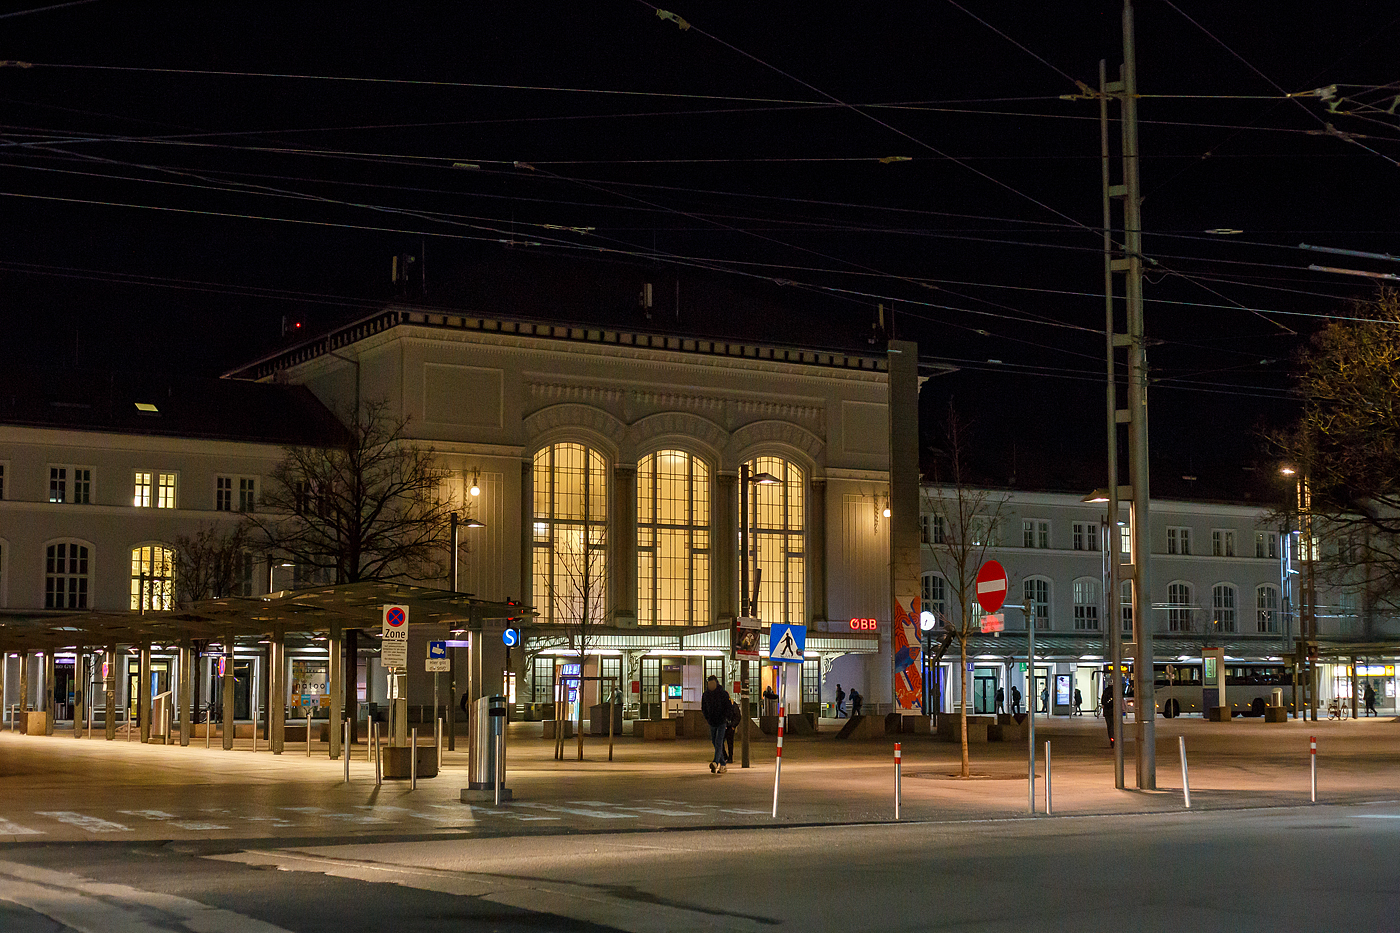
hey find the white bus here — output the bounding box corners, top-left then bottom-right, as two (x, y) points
(1117, 662), (1297, 718)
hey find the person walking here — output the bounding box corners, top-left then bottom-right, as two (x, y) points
(995, 686), (1005, 715)
(1364, 682), (1378, 717)
(702, 676), (731, 773)
(835, 684), (847, 718)
(1102, 682), (1115, 747)
(724, 696), (742, 763)
(1040, 686), (1049, 715)
(1073, 687), (1083, 717)
(850, 688), (863, 717)
(1010, 685), (1022, 716)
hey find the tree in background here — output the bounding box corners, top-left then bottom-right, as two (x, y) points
(921, 404), (1009, 778)
(174, 523), (251, 603)
(547, 528), (609, 761)
(249, 400), (456, 585)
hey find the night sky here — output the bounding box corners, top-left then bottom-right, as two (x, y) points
(4, 2), (1399, 498)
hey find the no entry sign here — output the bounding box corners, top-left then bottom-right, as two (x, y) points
(975, 560), (1008, 613)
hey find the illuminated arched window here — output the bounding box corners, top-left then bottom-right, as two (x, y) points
(637, 450), (710, 626)
(746, 456), (805, 625)
(533, 443), (608, 626)
(131, 545), (175, 611)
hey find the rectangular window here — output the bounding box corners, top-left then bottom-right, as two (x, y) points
(133, 472), (152, 508)
(1024, 578), (1050, 630)
(1212, 530), (1236, 558)
(215, 476), (233, 512)
(1167, 527), (1191, 556)
(237, 551), (255, 597)
(1254, 532), (1278, 559)
(45, 542), (89, 610)
(704, 657), (725, 687)
(71, 468), (90, 504)
(600, 657), (622, 699)
(156, 472), (177, 509)
(49, 466), (92, 504)
(532, 657), (554, 703)
(49, 467), (66, 503)
(238, 477), (257, 513)
(1072, 522), (1100, 551)
(1022, 520), (1049, 549)
(970, 517), (1000, 548)
(1073, 579), (1100, 631)
(921, 514), (946, 545)
(1121, 581), (1134, 636)
(640, 658), (661, 706)
(802, 658), (820, 704)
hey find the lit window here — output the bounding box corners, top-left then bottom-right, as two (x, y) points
(1212, 583), (1237, 633)
(1022, 520), (1049, 549)
(49, 467), (66, 503)
(746, 456), (805, 626)
(1023, 577), (1050, 630)
(130, 545), (175, 611)
(532, 442), (608, 626)
(1073, 578), (1099, 631)
(133, 472), (152, 508)
(157, 473), (177, 509)
(637, 450), (709, 626)
(1256, 584), (1279, 633)
(238, 477), (256, 513)
(1073, 522), (1099, 551)
(45, 541), (89, 609)
(215, 476), (233, 512)
(1168, 582), (1193, 632)
(1254, 532), (1278, 560)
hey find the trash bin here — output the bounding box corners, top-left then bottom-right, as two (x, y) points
(468, 695), (507, 791)
(1271, 688), (1283, 707)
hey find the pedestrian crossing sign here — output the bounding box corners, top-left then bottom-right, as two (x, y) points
(768, 624), (806, 663)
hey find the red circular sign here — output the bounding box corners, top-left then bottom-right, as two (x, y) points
(386, 607), (406, 627)
(975, 560), (1008, 613)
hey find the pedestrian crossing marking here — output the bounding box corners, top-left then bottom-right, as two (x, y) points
(171, 822), (230, 831)
(36, 812), (132, 833)
(0, 818), (42, 836)
(119, 809), (178, 820)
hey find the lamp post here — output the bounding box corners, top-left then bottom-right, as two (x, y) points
(448, 509), (485, 752)
(1085, 488), (1128, 788)
(738, 464), (780, 769)
(1281, 466), (1317, 721)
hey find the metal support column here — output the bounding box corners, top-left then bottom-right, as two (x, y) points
(179, 640), (193, 746)
(271, 625), (286, 754)
(73, 647), (85, 738)
(138, 644), (151, 743)
(44, 651), (56, 734)
(221, 641), (236, 750)
(104, 646), (117, 741)
(329, 622), (343, 759)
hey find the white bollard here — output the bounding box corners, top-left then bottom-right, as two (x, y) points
(894, 743), (902, 820)
(436, 716), (443, 771)
(1310, 735), (1317, 803)
(411, 727), (418, 791)
(343, 720), (351, 784)
(771, 704), (785, 819)
(1045, 741), (1052, 815)
(373, 721), (382, 786)
(306, 716), (312, 756)
(1179, 735), (1191, 808)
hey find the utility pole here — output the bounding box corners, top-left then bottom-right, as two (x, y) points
(739, 464), (752, 769)
(1101, 0), (1155, 789)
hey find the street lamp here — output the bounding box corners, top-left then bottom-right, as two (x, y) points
(737, 465), (780, 769)
(1279, 464), (1316, 721)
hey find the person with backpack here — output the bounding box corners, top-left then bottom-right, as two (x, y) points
(849, 688), (863, 717)
(724, 696), (742, 762)
(835, 684), (847, 718)
(701, 675), (731, 773)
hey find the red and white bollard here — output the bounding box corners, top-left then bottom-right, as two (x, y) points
(894, 743), (902, 820)
(771, 703), (785, 819)
(1310, 736), (1317, 803)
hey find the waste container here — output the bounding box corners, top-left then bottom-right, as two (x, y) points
(1271, 688), (1283, 707)
(468, 695), (507, 791)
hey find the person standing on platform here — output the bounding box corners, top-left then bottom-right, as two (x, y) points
(1364, 682), (1378, 717)
(1073, 687), (1083, 716)
(995, 686), (1005, 715)
(1102, 682), (1115, 747)
(1011, 685), (1022, 716)
(702, 676), (731, 773)
(835, 684), (847, 718)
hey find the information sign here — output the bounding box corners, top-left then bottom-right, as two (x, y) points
(733, 616), (760, 660)
(426, 639), (449, 672)
(381, 604), (409, 669)
(768, 623), (806, 663)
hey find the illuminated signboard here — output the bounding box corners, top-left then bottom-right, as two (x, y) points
(849, 618), (879, 631)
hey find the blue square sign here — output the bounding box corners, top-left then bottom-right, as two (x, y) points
(768, 624), (806, 663)
(428, 641), (447, 659)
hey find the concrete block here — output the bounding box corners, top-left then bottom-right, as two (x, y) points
(381, 745), (439, 780)
(989, 721), (1025, 742)
(1264, 706), (1289, 723)
(1207, 706), (1232, 722)
(22, 711), (49, 735)
(542, 720), (574, 739)
(834, 714), (888, 740)
(634, 719), (676, 740)
(936, 714), (989, 743)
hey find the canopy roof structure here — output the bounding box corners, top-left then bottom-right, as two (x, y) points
(0, 582), (531, 652)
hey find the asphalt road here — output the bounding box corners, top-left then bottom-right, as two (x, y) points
(2, 802), (1398, 932)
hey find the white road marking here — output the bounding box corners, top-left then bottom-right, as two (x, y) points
(279, 806), (324, 813)
(171, 822), (230, 831)
(0, 859), (296, 933)
(1355, 814), (1400, 819)
(35, 812), (132, 834)
(720, 808), (771, 815)
(118, 809), (178, 820)
(0, 819), (41, 836)
(517, 803), (638, 819)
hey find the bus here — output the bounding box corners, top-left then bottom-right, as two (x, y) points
(1116, 662), (1297, 718)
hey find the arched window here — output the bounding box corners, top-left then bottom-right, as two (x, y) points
(1211, 583), (1237, 633)
(1167, 581), (1194, 632)
(1073, 577), (1100, 631)
(131, 545), (175, 611)
(1023, 577), (1050, 630)
(746, 456), (804, 625)
(45, 540), (90, 609)
(637, 450), (710, 626)
(921, 572), (947, 621)
(533, 442), (608, 626)
(1256, 584), (1279, 633)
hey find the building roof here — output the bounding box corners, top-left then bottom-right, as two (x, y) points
(0, 366), (349, 447)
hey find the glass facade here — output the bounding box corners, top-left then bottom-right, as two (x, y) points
(533, 443), (608, 626)
(637, 450), (710, 626)
(747, 456), (805, 625)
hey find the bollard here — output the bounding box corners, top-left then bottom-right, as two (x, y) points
(373, 721), (382, 786)
(86, 699), (92, 739)
(771, 703), (785, 819)
(1310, 735), (1317, 803)
(343, 720), (351, 784)
(367, 719), (373, 762)
(436, 716), (443, 771)
(253, 718), (259, 753)
(1045, 741), (1052, 816)
(495, 722), (505, 807)
(894, 743), (902, 820)
(306, 716), (312, 756)
(1179, 735), (1191, 808)
(411, 727), (418, 790)
(206, 713), (211, 748)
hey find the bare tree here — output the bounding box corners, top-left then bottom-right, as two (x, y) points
(547, 529), (609, 761)
(249, 399), (456, 585)
(174, 523), (252, 604)
(921, 405), (1009, 778)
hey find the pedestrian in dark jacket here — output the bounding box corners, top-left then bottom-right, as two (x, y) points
(701, 676), (731, 773)
(1365, 683), (1378, 716)
(1011, 685), (1022, 716)
(835, 684), (847, 718)
(1102, 683), (1115, 746)
(850, 688), (863, 717)
(724, 698), (742, 762)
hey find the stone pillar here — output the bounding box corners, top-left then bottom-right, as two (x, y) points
(104, 646), (117, 740)
(344, 629), (358, 744)
(809, 479), (828, 626)
(221, 641), (236, 750)
(178, 640), (193, 747)
(888, 339), (922, 710)
(18, 650), (30, 715)
(44, 651), (57, 734)
(270, 625), (286, 755)
(613, 464), (637, 624)
(520, 459), (533, 609)
(328, 622), (343, 759)
(73, 648), (85, 738)
(261, 641), (271, 741)
(138, 644), (151, 743)
(714, 473), (737, 622)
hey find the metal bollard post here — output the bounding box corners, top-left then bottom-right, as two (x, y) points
(306, 716), (312, 756)
(253, 717), (259, 753)
(343, 720), (351, 784)
(410, 727), (418, 791)
(373, 721), (382, 786)
(894, 742), (902, 820)
(772, 704), (785, 819)
(495, 720), (505, 807)
(436, 716), (443, 771)
(1045, 741), (1052, 816)
(1310, 735), (1317, 803)
(86, 700), (92, 739)
(206, 713), (211, 748)
(1179, 735), (1191, 808)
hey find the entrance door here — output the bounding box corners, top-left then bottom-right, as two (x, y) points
(973, 669), (999, 714)
(233, 661), (252, 720)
